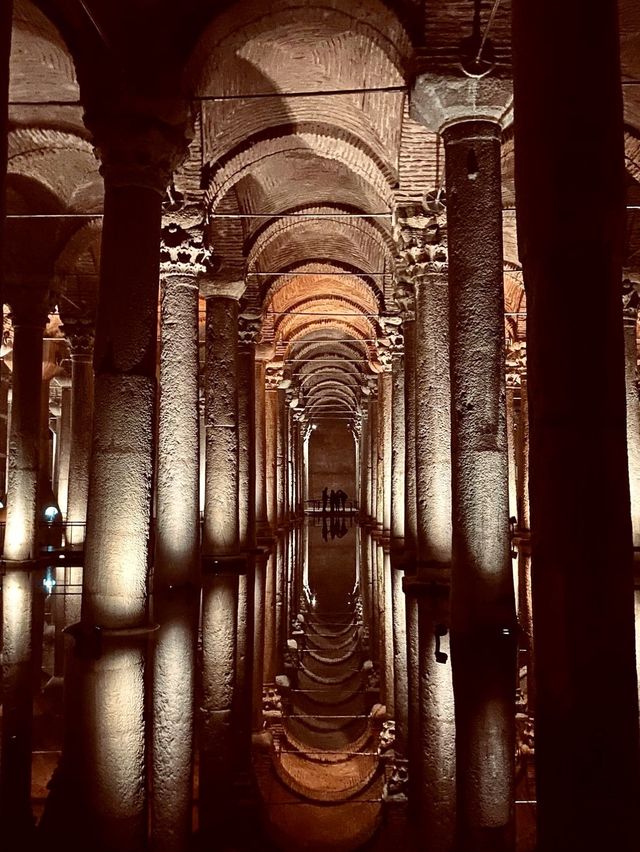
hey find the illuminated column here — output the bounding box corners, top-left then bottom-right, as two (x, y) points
(200, 278), (245, 839)
(60, 317), (95, 627)
(0, 291), (47, 840)
(623, 278), (640, 712)
(513, 4), (640, 844)
(62, 109), (190, 851)
(623, 278), (640, 551)
(237, 314), (260, 759)
(412, 211), (456, 848)
(150, 224), (202, 852)
(254, 352), (271, 538)
(390, 336), (408, 753)
(514, 352), (534, 713)
(54, 382), (71, 519)
(443, 118), (516, 851)
(265, 366), (280, 530)
(0, 0), (10, 316)
(276, 386), (286, 525)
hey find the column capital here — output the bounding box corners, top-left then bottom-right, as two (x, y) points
(238, 312), (262, 348)
(200, 279), (246, 301)
(160, 222), (213, 279)
(410, 73), (512, 135)
(60, 315), (95, 357)
(392, 278), (416, 321)
(8, 282), (52, 327)
(505, 338), (526, 388)
(265, 363), (285, 390)
(392, 201), (448, 283)
(86, 100), (193, 194)
(622, 273), (640, 324)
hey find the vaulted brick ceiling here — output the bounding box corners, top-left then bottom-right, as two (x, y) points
(7, 0), (640, 422)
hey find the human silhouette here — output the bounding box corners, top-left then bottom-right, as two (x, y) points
(322, 487), (328, 513)
(329, 489), (336, 513)
(336, 489), (347, 512)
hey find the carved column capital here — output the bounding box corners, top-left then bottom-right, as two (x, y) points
(238, 313), (262, 349)
(622, 273), (640, 324)
(61, 315), (96, 357)
(392, 201), (448, 283)
(505, 338), (527, 388)
(8, 283), (52, 328)
(86, 101), (193, 194)
(392, 277), (416, 322)
(160, 222), (213, 278)
(265, 364), (284, 391)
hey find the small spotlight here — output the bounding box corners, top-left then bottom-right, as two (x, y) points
(43, 569), (56, 596)
(43, 505), (59, 523)
(312, 424), (317, 430)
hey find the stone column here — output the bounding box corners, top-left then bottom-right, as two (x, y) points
(54, 382), (72, 519)
(60, 316), (95, 629)
(62, 110), (191, 852)
(623, 278), (640, 551)
(513, 351), (534, 714)
(0, 0), (11, 316)
(442, 118), (516, 852)
(0, 291), (48, 840)
(150, 224), (202, 852)
(254, 353), (270, 538)
(513, 3), (640, 846)
(265, 366), (281, 531)
(622, 278), (640, 710)
(237, 313), (260, 765)
(276, 387), (286, 525)
(390, 337), (408, 753)
(199, 278), (246, 840)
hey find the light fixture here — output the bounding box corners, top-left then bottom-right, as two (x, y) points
(43, 505), (60, 524)
(43, 567), (56, 596)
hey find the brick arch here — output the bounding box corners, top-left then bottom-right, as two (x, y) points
(185, 0), (412, 97)
(205, 131), (394, 213)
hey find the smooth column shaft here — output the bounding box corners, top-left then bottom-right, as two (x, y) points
(513, 3), (640, 847)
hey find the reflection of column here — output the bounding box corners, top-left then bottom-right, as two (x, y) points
(513, 6), (640, 843)
(0, 292), (47, 839)
(151, 226), (202, 852)
(444, 119), (516, 850)
(200, 279), (245, 839)
(63, 124), (186, 850)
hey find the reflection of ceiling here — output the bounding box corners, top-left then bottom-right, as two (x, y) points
(7, 0), (640, 422)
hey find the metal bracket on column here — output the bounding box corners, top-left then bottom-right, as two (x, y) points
(201, 553), (247, 575)
(65, 621), (159, 660)
(435, 623), (449, 664)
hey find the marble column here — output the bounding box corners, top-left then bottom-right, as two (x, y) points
(0, 291), (47, 840)
(254, 353), (270, 538)
(443, 118), (516, 852)
(414, 253), (456, 849)
(199, 278), (245, 839)
(237, 314), (260, 764)
(390, 341), (408, 752)
(265, 366), (280, 531)
(151, 226), (202, 852)
(62, 111), (190, 852)
(513, 3), (640, 845)
(61, 318), (95, 630)
(0, 0), (11, 314)
(514, 361), (534, 713)
(276, 387), (286, 525)
(623, 279), (640, 712)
